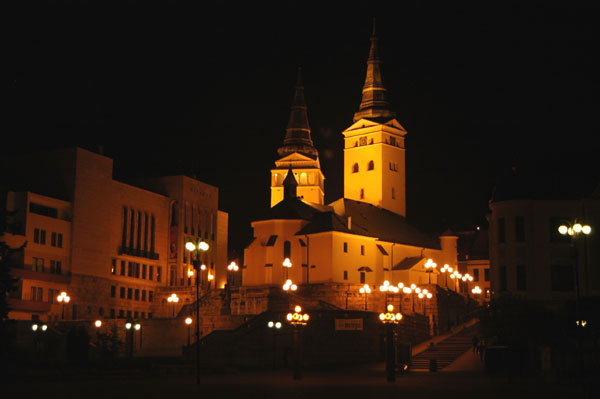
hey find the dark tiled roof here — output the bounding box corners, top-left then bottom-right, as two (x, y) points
(297, 198), (440, 249)
(257, 197), (321, 221)
(393, 256), (424, 270)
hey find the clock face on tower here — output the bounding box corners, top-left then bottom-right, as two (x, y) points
(359, 137), (367, 146)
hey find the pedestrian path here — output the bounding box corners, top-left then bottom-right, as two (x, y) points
(409, 319), (480, 371)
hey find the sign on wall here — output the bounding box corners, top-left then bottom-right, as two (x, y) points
(335, 318), (363, 331)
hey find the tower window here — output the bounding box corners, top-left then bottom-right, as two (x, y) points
(360, 245), (365, 255)
(343, 271), (348, 280)
(360, 188), (364, 199)
(392, 187), (395, 199)
(283, 240), (291, 259)
(367, 160), (374, 171)
(352, 163), (359, 173)
(343, 242), (348, 253)
(390, 136), (396, 146)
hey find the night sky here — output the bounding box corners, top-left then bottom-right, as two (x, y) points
(6, 3), (600, 258)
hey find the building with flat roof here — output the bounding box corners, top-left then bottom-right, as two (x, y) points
(2, 147), (228, 322)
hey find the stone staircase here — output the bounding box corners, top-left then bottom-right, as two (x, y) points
(409, 322), (479, 371)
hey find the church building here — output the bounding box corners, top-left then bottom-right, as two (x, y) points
(243, 28), (459, 306)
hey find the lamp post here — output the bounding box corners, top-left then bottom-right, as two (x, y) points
(287, 305), (309, 380)
(227, 261), (239, 287)
(440, 264), (452, 289)
(185, 238), (210, 385)
(282, 257), (292, 281)
(462, 273), (473, 300)
(558, 220), (592, 379)
(283, 279), (298, 293)
(185, 317), (192, 347)
(471, 286), (482, 306)
(450, 271), (461, 292)
(267, 320), (282, 369)
(57, 291), (70, 320)
(359, 284), (371, 311)
(167, 293), (179, 317)
(424, 259), (437, 285)
(379, 304), (403, 382)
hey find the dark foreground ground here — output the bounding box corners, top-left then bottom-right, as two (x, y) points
(3, 360), (596, 399)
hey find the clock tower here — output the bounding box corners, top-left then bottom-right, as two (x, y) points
(271, 68), (325, 207)
(343, 24), (407, 217)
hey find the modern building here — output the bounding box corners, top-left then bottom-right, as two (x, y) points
(2, 147), (228, 322)
(242, 27), (462, 317)
(487, 165), (600, 309)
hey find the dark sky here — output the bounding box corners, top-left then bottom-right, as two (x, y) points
(6, 3), (600, 258)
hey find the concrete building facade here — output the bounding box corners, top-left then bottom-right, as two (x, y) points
(2, 147), (228, 322)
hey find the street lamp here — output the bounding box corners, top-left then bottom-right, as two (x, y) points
(472, 286), (482, 305)
(440, 264), (452, 289)
(283, 279), (298, 292)
(558, 220), (592, 378)
(450, 270), (461, 292)
(57, 291), (70, 320)
(287, 305), (309, 380)
(379, 280), (390, 307)
(185, 317), (192, 347)
(227, 261), (239, 287)
(267, 320), (282, 369)
(402, 286), (413, 313)
(185, 238), (209, 385)
(379, 304), (403, 382)
(359, 284), (371, 311)
(462, 273), (473, 298)
(282, 257), (292, 280)
(424, 259), (437, 284)
(167, 293), (179, 317)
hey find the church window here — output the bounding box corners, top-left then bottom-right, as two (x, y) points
(367, 160), (374, 171)
(352, 163), (359, 173)
(390, 136), (396, 146)
(392, 187), (395, 199)
(360, 272), (365, 284)
(360, 245), (365, 255)
(283, 240), (291, 259)
(308, 173), (315, 185)
(360, 188), (364, 199)
(343, 271), (348, 280)
(389, 162), (398, 172)
(359, 137), (367, 146)
(343, 242), (348, 253)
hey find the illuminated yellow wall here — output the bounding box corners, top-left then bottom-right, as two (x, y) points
(343, 119), (407, 217)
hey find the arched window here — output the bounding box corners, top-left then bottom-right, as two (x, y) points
(283, 240), (291, 258)
(300, 172), (308, 185)
(352, 163), (359, 173)
(367, 160), (374, 171)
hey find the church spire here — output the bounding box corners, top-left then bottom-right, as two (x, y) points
(353, 19), (396, 122)
(277, 67), (319, 159)
(283, 165), (298, 200)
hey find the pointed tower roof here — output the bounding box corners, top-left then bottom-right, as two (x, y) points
(283, 165), (298, 200)
(353, 19), (396, 122)
(277, 67), (319, 160)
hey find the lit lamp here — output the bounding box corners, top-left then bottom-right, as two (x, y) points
(462, 273), (474, 298)
(558, 220), (592, 377)
(185, 238), (209, 386)
(283, 279), (298, 292)
(471, 286), (482, 305)
(124, 322), (141, 357)
(359, 284), (371, 311)
(267, 320), (282, 369)
(379, 304), (403, 382)
(287, 305), (309, 380)
(57, 291), (70, 320)
(424, 259), (437, 284)
(185, 317), (192, 347)
(282, 257), (292, 280)
(167, 293), (179, 317)
(440, 264), (452, 289)
(227, 261), (239, 287)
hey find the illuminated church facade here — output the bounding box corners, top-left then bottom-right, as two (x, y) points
(243, 30), (459, 297)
